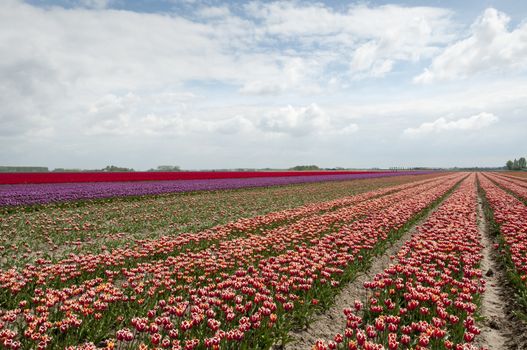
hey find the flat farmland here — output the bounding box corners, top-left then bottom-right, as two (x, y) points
(0, 172), (526, 350)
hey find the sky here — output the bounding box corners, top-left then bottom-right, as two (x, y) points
(1, 0), (526, 170)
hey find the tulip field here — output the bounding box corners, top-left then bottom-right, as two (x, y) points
(0, 172), (430, 207)
(0, 171), (526, 349)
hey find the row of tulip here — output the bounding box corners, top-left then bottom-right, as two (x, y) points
(313, 174), (484, 350)
(503, 172), (527, 182)
(0, 175), (463, 349)
(0, 171), (394, 185)
(478, 174), (527, 310)
(0, 175), (445, 297)
(0, 173), (431, 207)
(1, 174), (440, 270)
(485, 173), (527, 202)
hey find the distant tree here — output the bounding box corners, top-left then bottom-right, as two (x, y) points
(0, 166), (49, 172)
(52, 168), (82, 172)
(157, 165), (181, 171)
(513, 159), (520, 170)
(506, 160), (514, 170)
(289, 165), (320, 171)
(103, 165), (134, 172)
(519, 157), (527, 169)
(148, 165), (181, 172)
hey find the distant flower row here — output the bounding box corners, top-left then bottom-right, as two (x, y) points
(0, 171), (393, 185)
(0, 172), (432, 207)
(487, 173), (527, 202)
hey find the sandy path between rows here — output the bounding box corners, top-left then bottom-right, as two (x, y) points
(476, 194), (527, 350)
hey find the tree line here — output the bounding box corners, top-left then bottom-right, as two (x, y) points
(506, 157), (527, 170)
(0, 165), (182, 173)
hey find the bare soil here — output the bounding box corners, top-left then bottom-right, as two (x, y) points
(476, 195), (527, 350)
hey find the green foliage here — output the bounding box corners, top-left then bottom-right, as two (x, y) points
(148, 165), (181, 171)
(102, 165), (134, 172)
(52, 168), (83, 172)
(0, 166), (49, 172)
(506, 157), (526, 170)
(289, 165), (320, 171)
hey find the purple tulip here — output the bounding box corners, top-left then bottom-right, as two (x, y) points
(0, 172), (433, 207)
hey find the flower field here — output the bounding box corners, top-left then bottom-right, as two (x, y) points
(0, 172), (431, 207)
(0, 171), (526, 349)
(483, 173), (527, 203)
(0, 171), (395, 185)
(0, 174), (441, 269)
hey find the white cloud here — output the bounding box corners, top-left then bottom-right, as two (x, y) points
(86, 109), (254, 137)
(0, 0), (457, 138)
(0, 0), (454, 141)
(403, 112), (499, 136)
(0, 1), (273, 138)
(197, 6), (231, 18)
(79, 0), (111, 9)
(351, 42), (394, 78)
(0, 1), (287, 96)
(84, 92), (256, 136)
(85, 97), (356, 139)
(415, 8), (527, 83)
(246, 3), (455, 78)
(239, 56), (323, 95)
(257, 104), (357, 137)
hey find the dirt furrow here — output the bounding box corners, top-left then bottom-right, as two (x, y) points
(476, 193), (527, 350)
(476, 196), (509, 349)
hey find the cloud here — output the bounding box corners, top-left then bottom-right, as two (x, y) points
(0, 1), (286, 96)
(84, 92), (255, 136)
(403, 112), (499, 136)
(78, 0), (111, 9)
(85, 97), (356, 139)
(350, 41), (394, 78)
(257, 104), (357, 137)
(86, 110), (253, 137)
(246, 3), (455, 78)
(239, 56), (323, 95)
(196, 6), (231, 18)
(415, 8), (527, 83)
(0, 1), (268, 138)
(0, 1), (452, 140)
(0, 0), (457, 138)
